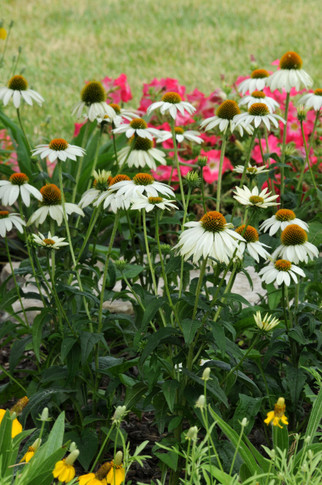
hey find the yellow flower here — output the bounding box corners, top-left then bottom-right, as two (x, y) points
(53, 450), (79, 483)
(20, 438), (41, 463)
(264, 397), (288, 428)
(78, 473), (107, 485)
(0, 408), (22, 438)
(0, 27), (7, 40)
(106, 462), (125, 485)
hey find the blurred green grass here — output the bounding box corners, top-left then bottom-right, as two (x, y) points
(1, 0), (321, 139)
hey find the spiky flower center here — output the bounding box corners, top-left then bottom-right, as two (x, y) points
(10, 396), (29, 414)
(201, 211), (226, 232)
(275, 209), (295, 222)
(251, 90), (265, 99)
(109, 103), (121, 114)
(49, 138), (69, 151)
(130, 118), (148, 130)
(81, 81), (106, 104)
(280, 51), (303, 70)
(249, 195), (264, 205)
(43, 238), (56, 246)
(132, 136), (153, 151)
(236, 224), (259, 242)
(248, 103), (269, 116)
(9, 172), (29, 185)
(0, 210), (9, 218)
(161, 92), (182, 104)
(274, 398), (286, 416)
(8, 75), (28, 91)
(314, 88), (322, 96)
(216, 100), (240, 120)
(274, 259), (292, 271)
(148, 196), (163, 204)
(251, 69), (269, 79)
(95, 462), (112, 480)
(246, 167), (258, 174)
(109, 174), (131, 186)
(93, 179), (111, 191)
(133, 173), (154, 185)
(40, 184), (61, 205)
(281, 224), (307, 246)
(175, 127), (185, 134)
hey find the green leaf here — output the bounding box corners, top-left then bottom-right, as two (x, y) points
(80, 332), (104, 365)
(273, 423), (289, 453)
(65, 428), (98, 470)
(203, 464), (232, 485)
(305, 384), (322, 444)
(139, 327), (179, 365)
(181, 318), (202, 345)
(266, 283), (282, 310)
(161, 380), (179, 413)
(154, 450), (178, 471)
(9, 336), (32, 371)
(32, 311), (51, 362)
(285, 365), (306, 407)
(231, 394), (263, 435)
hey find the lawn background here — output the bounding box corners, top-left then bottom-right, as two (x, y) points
(1, 0), (321, 139)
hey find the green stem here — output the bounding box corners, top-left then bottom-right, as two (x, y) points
(0, 364), (27, 393)
(213, 263), (237, 324)
(280, 92), (290, 205)
(0, 22), (13, 67)
(47, 252), (63, 336)
(170, 119), (186, 212)
(122, 274), (145, 312)
(200, 167), (207, 212)
(239, 128), (258, 188)
(297, 120), (317, 191)
(98, 213), (120, 333)
(216, 134), (227, 212)
(88, 129), (103, 187)
(90, 424), (114, 472)
(179, 187), (192, 298)
(112, 131), (119, 166)
(4, 236), (29, 327)
(16, 108), (32, 153)
(57, 162), (93, 331)
(71, 121), (90, 203)
(142, 209), (166, 328)
(192, 258), (208, 320)
(229, 423), (245, 475)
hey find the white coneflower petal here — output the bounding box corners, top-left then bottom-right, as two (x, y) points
(147, 92), (196, 120)
(131, 194), (177, 212)
(32, 138), (85, 163)
(260, 209), (308, 236)
(0, 173), (42, 207)
(259, 258), (306, 286)
(254, 311), (280, 331)
(238, 69), (270, 95)
(32, 231), (68, 250)
(266, 51), (313, 93)
(272, 224), (318, 264)
(298, 89), (322, 112)
(0, 211), (25, 237)
(0, 75), (44, 108)
(233, 185), (279, 208)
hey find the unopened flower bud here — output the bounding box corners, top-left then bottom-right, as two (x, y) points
(40, 407), (49, 421)
(197, 156), (208, 168)
(32, 438), (42, 451)
(115, 260), (127, 271)
(297, 106), (307, 122)
(202, 367), (211, 381)
(240, 417), (249, 428)
(195, 395), (206, 409)
(69, 442), (77, 452)
(186, 426), (198, 441)
(65, 449), (79, 466)
(112, 405), (127, 423)
(160, 243), (171, 253)
(284, 142), (297, 157)
(184, 170), (201, 188)
(114, 450), (123, 466)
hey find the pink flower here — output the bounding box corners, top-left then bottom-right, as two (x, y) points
(252, 135), (281, 165)
(200, 149), (233, 184)
(101, 74), (132, 104)
(187, 88), (224, 119)
(73, 122), (85, 138)
(151, 156), (194, 187)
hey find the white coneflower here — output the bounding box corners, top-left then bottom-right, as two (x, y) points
(108, 173), (175, 210)
(97, 102), (138, 128)
(93, 174), (131, 212)
(238, 69), (270, 95)
(272, 224), (318, 264)
(233, 103), (285, 131)
(0, 172), (42, 206)
(200, 99), (253, 136)
(32, 232), (68, 250)
(259, 259), (306, 286)
(113, 117), (161, 141)
(72, 81), (115, 122)
(0, 75), (44, 108)
(27, 184), (84, 227)
(298, 89), (322, 112)
(260, 209), (309, 236)
(0, 211), (25, 237)
(233, 164), (269, 176)
(32, 138), (85, 163)
(233, 185), (279, 208)
(266, 51), (313, 92)
(117, 136), (166, 170)
(254, 311), (280, 331)
(78, 170), (112, 208)
(147, 91), (196, 119)
(174, 210), (245, 264)
(235, 224), (270, 262)
(131, 193), (177, 212)
(239, 90), (279, 113)
(161, 126), (203, 144)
